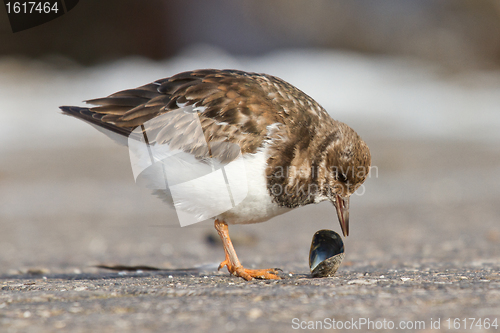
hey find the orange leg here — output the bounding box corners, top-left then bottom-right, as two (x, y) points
(214, 219), (281, 281)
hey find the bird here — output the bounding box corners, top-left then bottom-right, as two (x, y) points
(60, 69), (371, 281)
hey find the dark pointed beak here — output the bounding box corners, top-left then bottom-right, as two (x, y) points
(334, 195), (349, 237)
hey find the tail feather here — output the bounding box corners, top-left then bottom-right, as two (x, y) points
(60, 106), (133, 137)
(60, 106), (134, 145)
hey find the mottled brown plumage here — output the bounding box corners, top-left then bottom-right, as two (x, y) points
(61, 69), (371, 280)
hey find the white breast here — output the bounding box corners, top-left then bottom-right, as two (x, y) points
(218, 148), (291, 224)
(146, 147), (291, 226)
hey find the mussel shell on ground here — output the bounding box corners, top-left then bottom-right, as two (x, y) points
(309, 229), (345, 278)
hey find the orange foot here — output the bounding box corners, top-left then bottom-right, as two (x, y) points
(218, 259), (281, 281)
(214, 219), (282, 281)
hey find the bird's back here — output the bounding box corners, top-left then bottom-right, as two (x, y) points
(61, 69), (332, 157)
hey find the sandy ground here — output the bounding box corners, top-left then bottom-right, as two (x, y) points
(1, 135), (499, 332)
(1, 49), (500, 332)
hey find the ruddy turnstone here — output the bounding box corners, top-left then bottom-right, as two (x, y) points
(60, 69), (371, 280)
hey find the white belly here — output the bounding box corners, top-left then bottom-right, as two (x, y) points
(149, 147), (291, 226)
(218, 149), (291, 224)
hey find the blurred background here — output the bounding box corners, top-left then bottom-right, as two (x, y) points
(2, 0), (500, 68)
(0, 0), (499, 278)
(1, 1), (500, 330)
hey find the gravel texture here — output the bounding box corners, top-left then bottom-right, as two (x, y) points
(1, 137), (499, 332)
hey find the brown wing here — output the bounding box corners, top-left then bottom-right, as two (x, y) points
(62, 70), (299, 158)
(61, 69), (335, 165)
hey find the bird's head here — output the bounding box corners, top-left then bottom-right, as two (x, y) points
(322, 123), (371, 237)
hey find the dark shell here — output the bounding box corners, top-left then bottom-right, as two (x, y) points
(309, 229), (345, 278)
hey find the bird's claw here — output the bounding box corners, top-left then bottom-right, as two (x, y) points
(235, 267), (281, 280)
(218, 260), (281, 280)
(218, 259), (230, 271)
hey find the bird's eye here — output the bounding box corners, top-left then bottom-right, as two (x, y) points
(337, 173), (347, 183)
